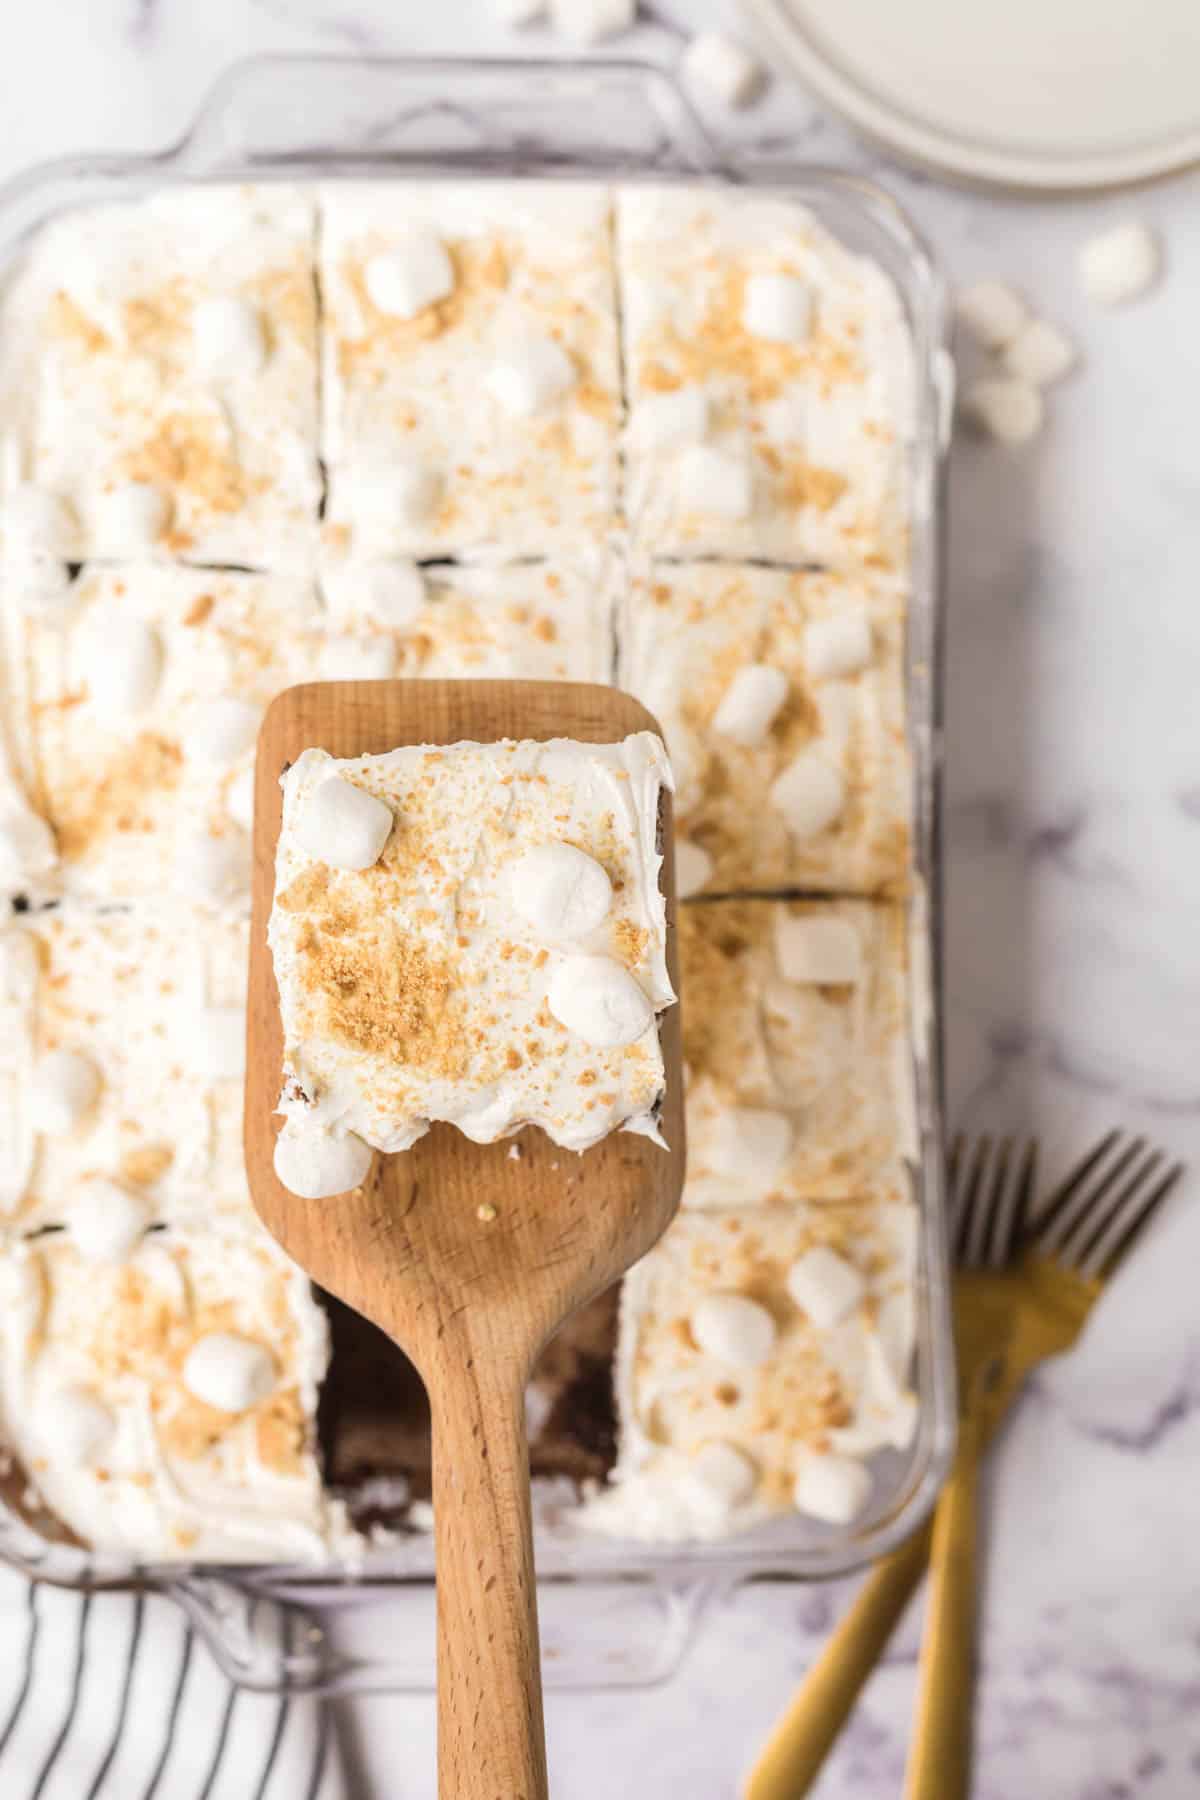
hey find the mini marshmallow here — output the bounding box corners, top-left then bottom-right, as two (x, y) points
(954, 279), (1028, 351)
(365, 231), (455, 320)
(630, 388), (710, 451)
(770, 750), (846, 839)
(354, 464), (444, 540)
(65, 1179), (151, 1263)
(13, 559), (76, 624)
(0, 805), (57, 886)
(687, 1440), (759, 1507)
(549, 0), (634, 42)
(742, 273), (813, 344)
(294, 774), (394, 871)
(42, 1385), (116, 1468)
(191, 1007), (246, 1081)
(84, 618), (163, 721)
(1079, 221), (1160, 308)
(677, 445), (754, 519)
(273, 1119), (374, 1199)
(547, 954), (653, 1048)
(494, 0), (547, 19)
(712, 664), (789, 748)
(192, 295), (267, 378)
(186, 696), (262, 770)
(803, 610), (873, 680)
(510, 843), (612, 941)
(331, 560), (426, 629)
(793, 1450), (872, 1525)
(681, 31), (766, 109)
(30, 1048), (101, 1135)
(319, 633), (398, 681)
(774, 913), (862, 985)
(961, 377), (1043, 445)
(1003, 318), (1077, 387)
(4, 483), (77, 556)
(785, 1246), (866, 1330)
(691, 1293), (777, 1369)
(182, 1331), (277, 1414)
(95, 481), (172, 547)
(486, 334), (577, 415)
(706, 1106), (793, 1187)
(225, 764), (256, 834)
(674, 839), (713, 899)
(175, 828), (251, 904)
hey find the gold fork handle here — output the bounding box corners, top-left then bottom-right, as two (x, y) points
(902, 1397), (987, 1800)
(742, 1520), (933, 1800)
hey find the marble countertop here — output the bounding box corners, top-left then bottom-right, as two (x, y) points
(5, 4), (1198, 1795)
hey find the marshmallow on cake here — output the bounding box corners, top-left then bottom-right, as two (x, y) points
(0, 563), (327, 904)
(581, 1197), (918, 1541)
(319, 183), (620, 560)
(617, 186), (915, 568)
(0, 185), (320, 572)
(0, 1224), (356, 1562)
(269, 734), (676, 1196)
(620, 560), (909, 896)
(678, 898), (915, 1207)
(0, 905), (254, 1230)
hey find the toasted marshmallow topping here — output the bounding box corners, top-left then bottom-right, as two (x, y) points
(41, 1385), (116, 1468)
(65, 1179), (151, 1263)
(774, 913), (863, 985)
(486, 334), (577, 415)
(712, 664), (789, 748)
(955, 278), (1027, 351)
(182, 1331), (277, 1414)
(273, 1119), (373, 1199)
(365, 232), (455, 319)
(188, 697), (263, 768)
(191, 1007), (246, 1081)
(677, 445), (753, 519)
(319, 633), (398, 681)
(1079, 221), (1159, 308)
(793, 1449), (872, 1524)
(691, 1293), (777, 1368)
(95, 481), (172, 547)
(547, 954), (654, 1048)
(803, 610), (873, 679)
(771, 750), (846, 839)
(742, 273), (812, 343)
(293, 774), (394, 872)
(30, 1048), (101, 1135)
(175, 828), (251, 904)
(630, 388), (710, 450)
(84, 617), (163, 721)
(786, 1246), (866, 1330)
(510, 843), (613, 941)
(192, 295), (268, 378)
(674, 838), (713, 899)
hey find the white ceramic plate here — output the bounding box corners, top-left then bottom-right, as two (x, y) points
(745, 0), (1200, 190)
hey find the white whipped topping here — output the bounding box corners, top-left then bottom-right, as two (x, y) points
(712, 663), (788, 747)
(547, 954), (653, 1048)
(225, 764), (256, 833)
(293, 773), (394, 871)
(11, 558), (77, 623)
(4, 483), (78, 556)
(742, 273), (812, 343)
(30, 1048), (101, 1135)
(786, 1246), (866, 1330)
(174, 828), (251, 904)
(486, 333), (577, 415)
(319, 632), (398, 681)
(187, 696), (263, 768)
(774, 912), (863, 985)
(83, 617), (164, 721)
(677, 445), (753, 518)
(510, 843), (612, 941)
(192, 295), (268, 378)
(793, 1449), (872, 1525)
(323, 560), (426, 630)
(191, 1007), (246, 1081)
(0, 803), (57, 888)
(365, 232), (455, 319)
(690, 1293), (777, 1368)
(674, 838), (713, 899)
(182, 1331), (277, 1413)
(770, 750), (846, 839)
(629, 388), (710, 450)
(804, 609), (873, 679)
(704, 1106), (794, 1192)
(273, 1119), (374, 1200)
(40, 1384), (116, 1468)
(64, 1179), (151, 1263)
(95, 481), (172, 547)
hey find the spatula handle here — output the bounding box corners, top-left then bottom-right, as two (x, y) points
(431, 1354), (548, 1800)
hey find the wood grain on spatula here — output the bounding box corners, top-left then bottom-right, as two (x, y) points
(245, 680), (684, 1800)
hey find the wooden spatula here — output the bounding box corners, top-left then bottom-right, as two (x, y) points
(244, 680), (684, 1800)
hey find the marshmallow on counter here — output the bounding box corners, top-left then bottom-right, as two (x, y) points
(1079, 221), (1160, 308)
(319, 633), (398, 681)
(770, 749), (846, 839)
(82, 617), (164, 722)
(803, 609), (873, 680)
(493, 0), (547, 19)
(774, 912), (863, 985)
(486, 333), (577, 416)
(190, 1007), (246, 1081)
(961, 376), (1043, 445)
(40, 1384), (116, 1468)
(29, 1048), (102, 1136)
(187, 696), (263, 769)
(175, 828), (252, 904)
(191, 295), (268, 378)
(547, 954), (653, 1048)
(182, 1331), (277, 1414)
(64, 1178), (152, 1264)
(684, 1440), (759, 1508)
(786, 1246), (866, 1330)
(224, 764), (256, 834)
(273, 1119), (374, 1200)
(629, 387), (710, 451)
(674, 838), (713, 900)
(93, 481), (173, 548)
(681, 31), (766, 109)
(0, 803), (57, 887)
(510, 842), (612, 941)
(293, 774), (394, 872)
(1003, 318), (1077, 387)
(3, 483), (79, 557)
(742, 273), (813, 344)
(549, 0), (634, 42)
(677, 445), (754, 519)
(712, 663), (789, 748)
(793, 1449), (872, 1525)
(691, 1292), (778, 1369)
(954, 279), (1028, 351)
(706, 1105), (794, 1188)
(364, 231), (455, 320)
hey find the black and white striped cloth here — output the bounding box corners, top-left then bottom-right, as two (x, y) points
(0, 1565), (345, 1800)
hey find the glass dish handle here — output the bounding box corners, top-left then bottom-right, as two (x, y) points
(178, 53), (727, 180)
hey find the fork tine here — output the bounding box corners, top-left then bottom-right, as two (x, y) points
(1069, 1154), (1184, 1278)
(1035, 1132), (1144, 1257)
(973, 1136), (1012, 1267)
(987, 1137), (1038, 1266)
(950, 1135), (991, 1264)
(946, 1132), (965, 1196)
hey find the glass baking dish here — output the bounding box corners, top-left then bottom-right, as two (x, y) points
(0, 52), (955, 1693)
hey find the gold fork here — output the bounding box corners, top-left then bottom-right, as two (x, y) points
(744, 1133), (1184, 1800)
